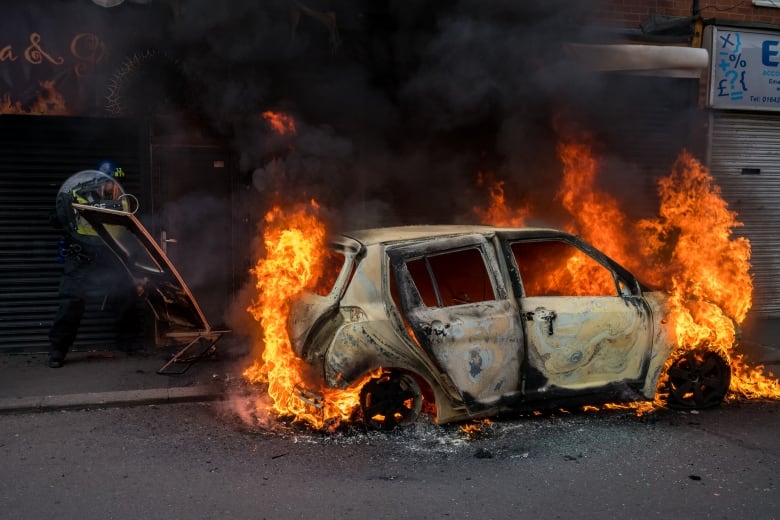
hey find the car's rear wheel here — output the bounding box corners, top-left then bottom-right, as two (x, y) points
(359, 372), (422, 430)
(664, 347), (731, 409)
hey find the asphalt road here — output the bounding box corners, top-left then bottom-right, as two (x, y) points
(1, 398), (778, 520)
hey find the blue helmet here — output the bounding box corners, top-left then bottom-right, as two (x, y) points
(96, 160), (126, 179)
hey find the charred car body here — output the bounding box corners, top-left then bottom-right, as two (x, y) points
(291, 226), (732, 428)
(70, 202), (731, 427)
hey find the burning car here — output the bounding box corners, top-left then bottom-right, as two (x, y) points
(290, 225), (732, 428)
(71, 198), (733, 428)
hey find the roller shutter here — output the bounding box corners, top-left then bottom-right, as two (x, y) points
(708, 110), (780, 317)
(0, 115), (148, 353)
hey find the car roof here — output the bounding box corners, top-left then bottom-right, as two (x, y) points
(341, 225), (564, 246)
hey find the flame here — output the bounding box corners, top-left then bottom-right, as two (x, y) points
(472, 171), (529, 227)
(244, 119), (776, 432)
(637, 152), (778, 399)
(556, 133), (637, 270)
(728, 354), (779, 399)
(638, 151), (752, 325)
(242, 201), (373, 430)
(262, 110), (296, 135)
(474, 133), (779, 405)
(1, 81), (70, 115)
(459, 418), (493, 440)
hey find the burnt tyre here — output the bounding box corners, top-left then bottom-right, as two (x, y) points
(664, 347), (731, 410)
(360, 372), (422, 430)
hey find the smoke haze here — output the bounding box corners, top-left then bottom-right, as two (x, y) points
(152, 1), (701, 335)
(162, 0), (634, 228)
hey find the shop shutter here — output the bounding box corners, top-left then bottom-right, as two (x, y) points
(0, 115), (147, 353)
(708, 110), (780, 317)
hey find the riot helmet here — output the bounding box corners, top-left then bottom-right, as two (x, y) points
(55, 169), (127, 243)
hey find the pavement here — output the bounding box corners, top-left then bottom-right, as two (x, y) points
(0, 321), (779, 415)
(0, 339), (251, 414)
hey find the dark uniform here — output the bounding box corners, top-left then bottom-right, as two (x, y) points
(48, 168), (144, 368)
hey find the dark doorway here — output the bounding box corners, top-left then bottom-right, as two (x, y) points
(150, 145), (238, 329)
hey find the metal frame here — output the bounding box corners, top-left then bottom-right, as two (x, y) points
(72, 203), (232, 374)
(156, 330), (229, 375)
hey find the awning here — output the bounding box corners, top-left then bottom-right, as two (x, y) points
(565, 43), (709, 78)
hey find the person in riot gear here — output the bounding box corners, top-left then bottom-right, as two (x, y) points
(48, 164), (145, 368)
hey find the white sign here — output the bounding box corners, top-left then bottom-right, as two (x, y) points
(709, 26), (780, 111)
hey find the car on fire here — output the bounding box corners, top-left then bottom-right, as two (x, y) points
(71, 202), (732, 428)
(290, 225), (732, 428)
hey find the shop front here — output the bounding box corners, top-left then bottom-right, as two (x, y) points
(705, 24), (780, 317)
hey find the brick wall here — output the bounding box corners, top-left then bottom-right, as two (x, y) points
(597, 0), (780, 28)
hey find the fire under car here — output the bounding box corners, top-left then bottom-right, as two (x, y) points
(290, 225), (732, 428)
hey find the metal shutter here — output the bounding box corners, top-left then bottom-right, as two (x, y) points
(0, 115), (147, 353)
(708, 110), (780, 317)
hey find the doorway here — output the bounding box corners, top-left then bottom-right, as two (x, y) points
(150, 145), (237, 329)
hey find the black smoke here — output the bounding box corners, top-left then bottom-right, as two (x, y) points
(162, 0), (621, 229)
(149, 0), (706, 357)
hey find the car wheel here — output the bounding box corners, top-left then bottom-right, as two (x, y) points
(359, 372), (423, 430)
(664, 347), (731, 409)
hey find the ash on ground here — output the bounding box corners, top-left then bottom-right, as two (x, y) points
(215, 378), (684, 460)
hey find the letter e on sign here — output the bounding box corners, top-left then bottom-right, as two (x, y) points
(763, 40), (780, 67)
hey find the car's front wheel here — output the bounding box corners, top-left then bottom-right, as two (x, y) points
(664, 347), (731, 409)
(359, 372), (422, 430)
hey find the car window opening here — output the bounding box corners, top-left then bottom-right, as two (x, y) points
(405, 247), (496, 307)
(312, 249), (349, 297)
(511, 240), (616, 297)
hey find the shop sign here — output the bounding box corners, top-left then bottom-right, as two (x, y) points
(0, 1), (165, 116)
(708, 26), (780, 111)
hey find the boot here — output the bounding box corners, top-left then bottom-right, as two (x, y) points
(48, 349), (65, 368)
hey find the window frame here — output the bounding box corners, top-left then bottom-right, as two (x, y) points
(387, 234), (507, 313)
(500, 234), (642, 299)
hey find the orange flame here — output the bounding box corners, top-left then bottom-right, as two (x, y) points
(472, 171), (529, 227)
(245, 120), (776, 431)
(242, 201), (373, 430)
(262, 110), (296, 135)
(459, 418), (493, 440)
(1, 81), (69, 115)
(638, 151), (752, 326)
(556, 132), (638, 271)
(474, 132), (778, 404)
(554, 133), (640, 295)
(637, 152), (778, 399)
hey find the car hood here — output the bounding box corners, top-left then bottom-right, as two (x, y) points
(72, 203), (211, 332)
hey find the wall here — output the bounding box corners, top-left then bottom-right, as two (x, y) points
(0, 0), (171, 117)
(594, 0), (780, 28)
(597, 0), (780, 27)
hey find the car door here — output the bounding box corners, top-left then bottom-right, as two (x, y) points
(389, 234), (524, 409)
(504, 235), (653, 399)
(71, 203), (212, 334)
